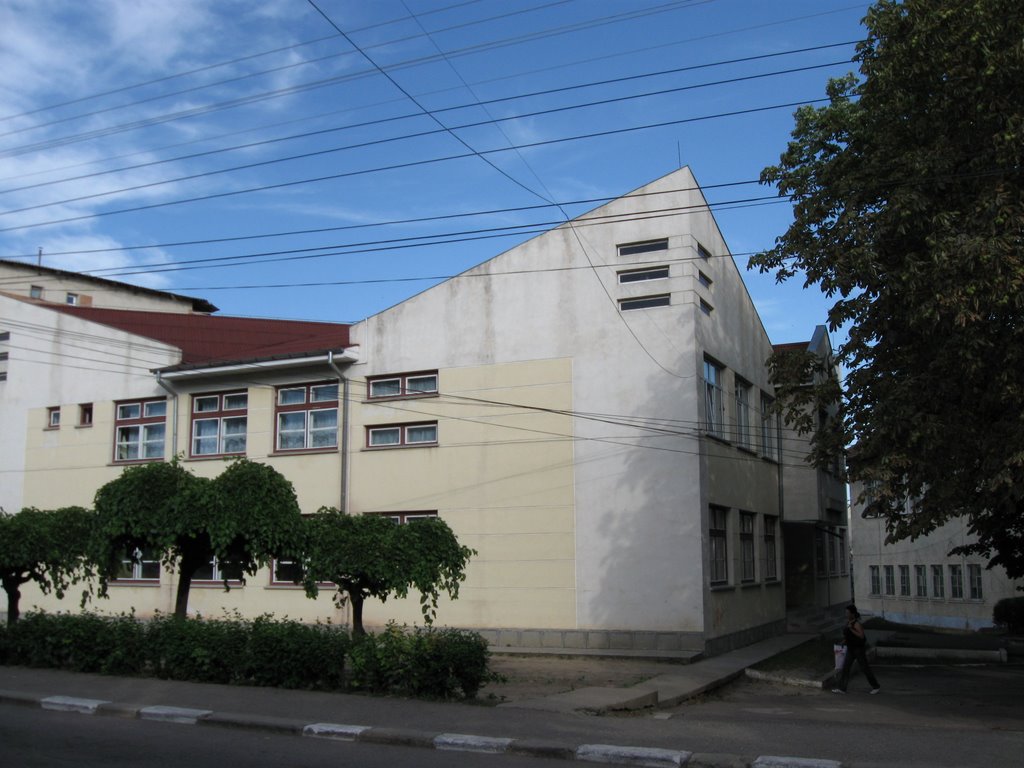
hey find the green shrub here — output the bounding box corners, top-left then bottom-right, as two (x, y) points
(993, 596), (1024, 634)
(147, 612), (250, 684)
(244, 615), (348, 690)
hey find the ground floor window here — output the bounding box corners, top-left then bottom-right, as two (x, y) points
(968, 564), (983, 600)
(709, 506), (728, 585)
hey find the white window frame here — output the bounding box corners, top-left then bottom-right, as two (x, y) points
(367, 422), (438, 448)
(190, 392), (248, 457)
(735, 379), (752, 449)
(703, 359), (725, 438)
(115, 547), (161, 582)
(114, 398), (167, 462)
(275, 383), (339, 452)
(47, 406), (61, 428)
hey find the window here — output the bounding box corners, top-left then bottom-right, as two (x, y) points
(367, 422), (438, 448)
(275, 382), (338, 451)
(191, 391), (247, 457)
(968, 564), (983, 600)
(66, 292), (79, 305)
(932, 565), (945, 598)
(869, 565), (881, 595)
(703, 359), (724, 438)
(194, 556), (244, 583)
(47, 406), (61, 428)
(827, 528), (838, 576)
(115, 548), (160, 582)
(618, 266), (669, 283)
(709, 506), (728, 585)
(79, 403), (93, 427)
(763, 515), (778, 580)
(734, 381), (752, 449)
(619, 294), (670, 311)
(950, 564), (964, 599)
(697, 270), (713, 288)
(29, 285), (43, 299)
(814, 529), (826, 576)
(839, 529), (848, 575)
(367, 371), (438, 400)
(915, 564), (928, 597)
(884, 565), (895, 595)
(899, 565), (911, 596)
(696, 242), (712, 260)
(618, 238), (668, 257)
(760, 393), (778, 460)
(114, 398), (167, 462)
(740, 512), (755, 582)
(368, 511), (438, 525)
(699, 298), (713, 316)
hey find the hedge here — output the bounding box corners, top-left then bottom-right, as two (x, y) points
(993, 596), (1024, 635)
(0, 612), (491, 699)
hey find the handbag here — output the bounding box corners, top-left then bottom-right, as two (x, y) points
(834, 643), (847, 670)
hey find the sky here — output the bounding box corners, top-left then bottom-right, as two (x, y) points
(0, 0), (873, 346)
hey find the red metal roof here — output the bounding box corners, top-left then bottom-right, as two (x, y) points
(48, 305), (350, 368)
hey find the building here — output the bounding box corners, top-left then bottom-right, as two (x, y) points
(1, 168), (839, 655)
(849, 483), (1023, 630)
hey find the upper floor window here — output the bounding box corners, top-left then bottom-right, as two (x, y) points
(191, 391), (247, 457)
(620, 294), (670, 311)
(915, 564), (928, 597)
(368, 511), (438, 524)
(697, 242), (712, 260)
(709, 506), (728, 585)
(275, 382), (338, 452)
(617, 266), (669, 284)
(367, 422), (438, 448)
(66, 292), (79, 305)
(740, 512), (755, 582)
(932, 564), (945, 597)
(114, 398), (167, 462)
(47, 406), (61, 428)
(869, 565), (881, 596)
(950, 564), (964, 599)
(760, 393), (779, 461)
(79, 403), (93, 427)
(734, 379), (752, 449)
(367, 371), (438, 400)
(697, 270), (713, 288)
(618, 238), (668, 257)
(703, 359), (725, 438)
(763, 515), (778, 581)
(29, 285), (43, 299)
(968, 564), (983, 600)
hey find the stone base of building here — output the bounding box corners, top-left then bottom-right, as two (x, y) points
(477, 627), (706, 654)
(702, 619), (787, 657)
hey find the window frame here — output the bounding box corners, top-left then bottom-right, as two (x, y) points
(899, 564), (911, 596)
(366, 421), (439, 449)
(366, 371), (439, 401)
(47, 406), (61, 429)
(113, 547), (161, 583)
(79, 403), (93, 427)
(869, 565), (881, 596)
(617, 238), (668, 257)
(915, 564), (928, 597)
(739, 512), (756, 583)
(619, 294), (670, 311)
(950, 564), (964, 599)
(274, 382), (339, 453)
(192, 556), (245, 585)
(703, 359), (725, 439)
(190, 390), (248, 458)
(113, 398), (167, 463)
(884, 564), (896, 595)
(617, 265), (670, 284)
(932, 564), (945, 598)
(968, 564), (983, 600)
(734, 379), (753, 450)
(763, 515), (778, 581)
(760, 393), (779, 461)
(709, 505), (729, 586)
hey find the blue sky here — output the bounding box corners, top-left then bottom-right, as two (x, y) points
(0, 0), (872, 345)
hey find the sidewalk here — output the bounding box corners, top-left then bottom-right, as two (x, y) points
(0, 632), (843, 768)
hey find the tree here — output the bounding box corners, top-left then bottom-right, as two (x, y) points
(303, 509), (475, 636)
(93, 459), (305, 618)
(751, 0), (1024, 577)
(0, 507), (94, 625)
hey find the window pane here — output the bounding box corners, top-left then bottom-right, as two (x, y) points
(278, 412), (306, 449)
(278, 388), (306, 405)
(370, 428), (401, 446)
(309, 409), (338, 448)
(406, 375), (437, 394)
(223, 393), (248, 410)
(116, 426), (140, 460)
(311, 384), (338, 402)
(144, 400), (167, 418)
(192, 419), (219, 455)
(142, 424), (165, 458)
(310, 409), (338, 429)
(222, 417), (247, 453)
(117, 403), (140, 420)
(194, 396), (219, 413)
(370, 379), (401, 397)
(406, 424), (437, 443)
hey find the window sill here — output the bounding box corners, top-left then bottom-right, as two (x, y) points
(75, 424), (93, 429)
(764, 578), (782, 587)
(740, 580), (760, 589)
(704, 432), (731, 447)
(186, 453), (247, 461)
(109, 458), (166, 466)
(271, 447), (338, 457)
(109, 580), (161, 587)
(710, 583), (735, 592)
(736, 445), (758, 456)
(191, 581), (245, 589)
(363, 443), (438, 451)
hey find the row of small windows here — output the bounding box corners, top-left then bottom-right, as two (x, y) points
(46, 372), (440, 463)
(868, 563), (984, 601)
(616, 238), (713, 260)
(0, 330), (8, 383)
(615, 239), (714, 314)
(703, 358), (779, 460)
(116, 512), (437, 585)
(709, 506), (779, 586)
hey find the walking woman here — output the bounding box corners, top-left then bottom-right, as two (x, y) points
(833, 604), (881, 694)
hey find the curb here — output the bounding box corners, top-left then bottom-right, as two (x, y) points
(0, 690), (846, 768)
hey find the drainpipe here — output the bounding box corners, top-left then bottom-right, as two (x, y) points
(328, 351), (349, 514)
(155, 372), (178, 458)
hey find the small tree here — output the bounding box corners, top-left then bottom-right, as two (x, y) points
(304, 509), (475, 636)
(0, 507), (94, 625)
(93, 459), (305, 618)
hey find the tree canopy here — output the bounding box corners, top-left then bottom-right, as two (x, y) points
(93, 459), (305, 618)
(751, 0), (1024, 577)
(0, 507), (94, 625)
(303, 509), (475, 635)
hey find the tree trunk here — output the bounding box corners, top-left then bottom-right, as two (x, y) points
(350, 591), (365, 636)
(2, 578), (21, 626)
(174, 555), (203, 619)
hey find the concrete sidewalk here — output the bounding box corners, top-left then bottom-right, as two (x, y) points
(0, 633), (840, 768)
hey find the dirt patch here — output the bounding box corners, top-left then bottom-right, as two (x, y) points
(476, 654), (687, 705)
